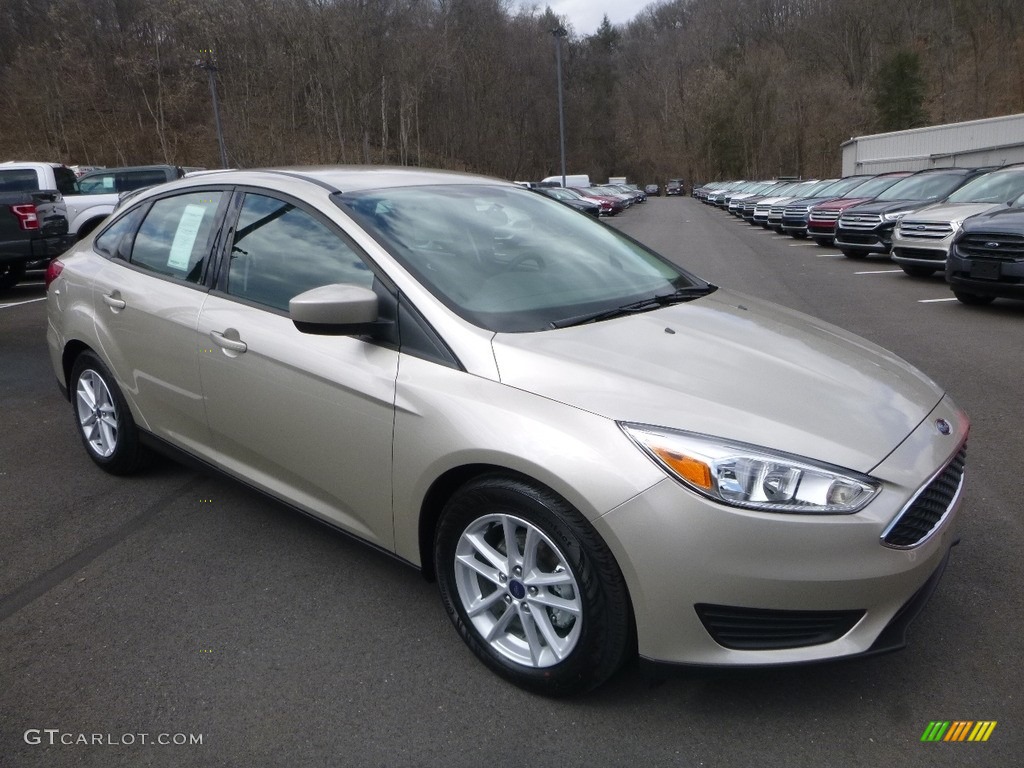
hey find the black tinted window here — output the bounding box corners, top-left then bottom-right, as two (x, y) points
(130, 192), (224, 283)
(227, 193), (374, 311)
(54, 167), (79, 196)
(94, 206), (146, 260)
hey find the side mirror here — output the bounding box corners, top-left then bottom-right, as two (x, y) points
(289, 284), (387, 336)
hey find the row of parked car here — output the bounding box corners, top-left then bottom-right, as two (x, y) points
(533, 182), (650, 217)
(692, 167), (1024, 306)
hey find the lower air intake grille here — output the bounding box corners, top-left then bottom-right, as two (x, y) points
(883, 445), (966, 548)
(695, 604), (865, 650)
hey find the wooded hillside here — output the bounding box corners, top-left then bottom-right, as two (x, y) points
(2, 0), (1021, 182)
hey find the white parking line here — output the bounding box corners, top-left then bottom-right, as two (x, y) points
(789, 242), (820, 247)
(855, 269), (904, 274)
(815, 253), (844, 258)
(918, 297), (957, 303)
(0, 297), (46, 309)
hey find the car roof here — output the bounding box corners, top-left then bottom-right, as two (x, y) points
(269, 166), (503, 192)
(79, 164), (181, 178)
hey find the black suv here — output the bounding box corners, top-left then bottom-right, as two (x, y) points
(946, 204), (1024, 305)
(834, 168), (994, 260)
(666, 179), (684, 196)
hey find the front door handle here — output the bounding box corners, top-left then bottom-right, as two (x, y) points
(102, 292), (126, 310)
(210, 329), (248, 354)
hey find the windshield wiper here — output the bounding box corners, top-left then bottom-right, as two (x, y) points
(550, 284), (716, 329)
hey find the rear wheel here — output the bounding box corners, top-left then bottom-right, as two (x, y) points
(900, 265), (937, 278)
(0, 262), (26, 291)
(70, 351), (149, 474)
(435, 474), (632, 695)
(953, 290), (996, 306)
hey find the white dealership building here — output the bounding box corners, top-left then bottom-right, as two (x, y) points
(841, 112), (1024, 175)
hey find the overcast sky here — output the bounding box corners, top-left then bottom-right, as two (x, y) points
(513, 1), (651, 36)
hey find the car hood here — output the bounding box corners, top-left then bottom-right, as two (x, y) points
(959, 205), (1024, 233)
(491, 289), (943, 474)
(901, 201), (1007, 223)
(815, 197), (874, 212)
(785, 195), (837, 208)
(841, 199), (934, 216)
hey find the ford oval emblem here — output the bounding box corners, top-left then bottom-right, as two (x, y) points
(985, 241), (1000, 248)
(914, 225), (927, 231)
(936, 419), (952, 436)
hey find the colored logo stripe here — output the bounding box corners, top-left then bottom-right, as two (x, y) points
(921, 721), (996, 742)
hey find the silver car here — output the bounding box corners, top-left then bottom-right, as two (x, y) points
(46, 168), (968, 695)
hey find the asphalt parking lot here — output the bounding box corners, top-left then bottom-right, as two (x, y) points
(1, 198), (1021, 767)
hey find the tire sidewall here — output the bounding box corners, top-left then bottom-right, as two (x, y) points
(70, 352), (143, 473)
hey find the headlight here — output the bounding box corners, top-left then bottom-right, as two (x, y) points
(882, 211), (905, 222)
(620, 424), (880, 514)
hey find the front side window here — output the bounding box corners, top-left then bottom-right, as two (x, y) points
(78, 174), (117, 193)
(337, 184), (704, 332)
(226, 193), (374, 312)
(130, 192), (224, 283)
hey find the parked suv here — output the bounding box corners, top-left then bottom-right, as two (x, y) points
(666, 179), (684, 196)
(946, 205), (1024, 305)
(891, 165), (1024, 277)
(834, 168), (993, 260)
(77, 165), (185, 194)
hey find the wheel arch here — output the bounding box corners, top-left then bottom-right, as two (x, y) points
(61, 340), (93, 400)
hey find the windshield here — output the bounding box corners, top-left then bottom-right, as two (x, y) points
(814, 177), (872, 198)
(842, 174), (907, 199)
(946, 170), (1024, 204)
(336, 185), (706, 332)
(874, 172), (969, 202)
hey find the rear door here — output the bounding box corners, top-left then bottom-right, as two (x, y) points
(196, 188), (399, 548)
(90, 189), (230, 453)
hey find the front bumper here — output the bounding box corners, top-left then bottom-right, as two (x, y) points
(835, 227), (894, 255)
(948, 248), (1024, 299)
(593, 395), (967, 667)
(891, 233), (954, 268)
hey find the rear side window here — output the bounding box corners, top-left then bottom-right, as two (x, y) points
(0, 169), (41, 192)
(94, 206), (147, 260)
(130, 192), (224, 283)
(226, 192), (374, 312)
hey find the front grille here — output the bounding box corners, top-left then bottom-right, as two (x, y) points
(957, 233), (1024, 262)
(898, 220), (953, 239)
(769, 204), (786, 216)
(809, 210), (841, 223)
(894, 246), (946, 261)
(883, 445), (966, 548)
(695, 604), (865, 650)
(784, 203), (809, 217)
(838, 213), (882, 230)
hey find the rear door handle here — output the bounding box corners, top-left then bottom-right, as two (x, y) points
(102, 292), (126, 310)
(210, 330), (247, 353)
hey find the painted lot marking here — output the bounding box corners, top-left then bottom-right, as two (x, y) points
(815, 253), (844, 258)
(918, 297), (958, 303)
(0, 297), (46, 309)
(855, 269), (904, 274)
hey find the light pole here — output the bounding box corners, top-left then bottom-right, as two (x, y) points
(196, 49), (229, 168)
(550, 26), (568, 187)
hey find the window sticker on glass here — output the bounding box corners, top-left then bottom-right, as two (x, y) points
(167, 204), (209, 270)
(103, 176), (115, 189)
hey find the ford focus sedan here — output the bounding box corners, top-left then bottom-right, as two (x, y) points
(46, 168), (968, 695)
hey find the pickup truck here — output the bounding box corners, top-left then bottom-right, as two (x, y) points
(0, 189), (72, 290)
(0, 161), (120, 241)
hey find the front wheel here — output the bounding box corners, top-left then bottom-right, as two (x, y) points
(841, 249), (867, 260)
(953, 290), (995, 306)
(70, 351), (149, 474)
(435, 474), (632, 695)
(812, 237), (833, 247)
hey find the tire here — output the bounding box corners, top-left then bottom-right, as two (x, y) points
(841, 249), (867, 260)
(70, 351), (149, 474)
(791, 230), (807, 239)
(812, 237), (833, 247)
(953, 290), (995, 306)
(434, 474), (632, 696)
(900, 265), (937, 278)
(0, 261), (26, 291)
